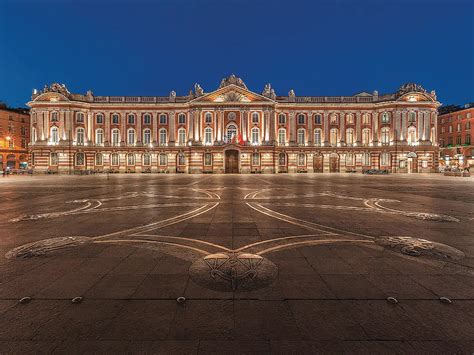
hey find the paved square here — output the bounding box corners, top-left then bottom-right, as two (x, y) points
(0, 174), (473, 353)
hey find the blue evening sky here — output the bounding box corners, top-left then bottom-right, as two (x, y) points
(0, 0), (472, 108)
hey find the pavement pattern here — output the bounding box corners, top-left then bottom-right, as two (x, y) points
(0, 173), (473, 354)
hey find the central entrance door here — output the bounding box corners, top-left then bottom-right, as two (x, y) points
(225, 150), (239, 173)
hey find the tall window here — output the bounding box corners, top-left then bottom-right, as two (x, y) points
(50, 126), (59, 144)
(178, 153), (185, 166)
(111, 153), (119, 166)
(112, 114), (119, 124)
(127, 114), (135, 124)
(346, 153), (354, 166)
(380, 152), (390, 166)
(251, 127), (260, 145)
(362, 128), (370, 145)
(278, 114), (286, 124)
(362, 153), (370, 166)
(76, 128), (85, 145)
(252, 153), (260, 166)
(75, 152), (85, 166)
(314, 114), (322, 125)
(407, 127), (416, 145)
(278, 128), (286, 146)
(178, 113), (186, 124)
(298, 153), (305, 166)
(205, 112), (212, 124)
(345, 128), (354, 145)
(204, 127), (212, 145)
(127, 153), (135, 165)
(204, 153), (212, 166)
(381, 127), (390, 144)
(50, 152), (58, 166)
(143, 153), (151, 166)
(314, 129), (322, 146)
(143, 114), (151, 125)
(298, 114), (305, 124)
(330, 128), (338, 146)
(76, 112), (84, 123)
(112, 129), (120, 145)
(408, 112), (416, 123)
(381, 112), (390, 123)
(346, 114), (354, 124)
(178, 128), (186, 146)
(127, 129), (136, 145)
(159, 153), (167, 166)
(95, 129), (104, 145)
(279, 153), (286, 166)
(143, 129), (151, 144)
(297, 128), (305, 145)
(95, 153), (103, 166)
(362, 113), (370, 125)
(226, 124), (237, 142)
(96, 114), (104, 124)
(252, 112), (259, 123)
(159, 129), (167, 146)
(51, 112), (59, 122)
(159, 114), (167, 124)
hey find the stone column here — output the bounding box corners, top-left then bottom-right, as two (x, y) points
(137, 111), (142, 144)
(169, 111), (176, 145)
(194, 110), (200, 143)
(401, 110), (407, 142)
(372, 112), (378, 144)
(219, 109), (224, 143)
(394, 111), (401, 141)
(307, 111), (313, 145)
(87, 111), (92, 143)
(242, 110), (248, 142)
(105, 111), (110, 143)
(152, 112), (158, 143)
(417, 111), (423, 143)
(424, 111), (431, 142)
(289, 111), (296, 145)
(323, 112), (329, 145)
(121, 112), (126, 143)
(270, 109), (276, 144)
(340, 112), (345, 144)
(189, 110), (194, 141)
(60, 110), (66, 140)
(355, 112), (362, 144)
(264, 109), (270, 143)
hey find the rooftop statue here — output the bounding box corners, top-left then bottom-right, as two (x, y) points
(218, 74), (248, 90)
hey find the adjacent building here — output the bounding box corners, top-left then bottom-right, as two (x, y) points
(0, 104), (30, 171)
(27, 76), (440, 174)
(438, 104), (474, 169)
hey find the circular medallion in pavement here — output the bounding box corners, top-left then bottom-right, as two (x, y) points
(376, 236), (464, 260)
(5, 236), (90, 259)
(189, 252), (278, 292)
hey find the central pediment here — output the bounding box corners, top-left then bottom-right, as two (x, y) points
(191, 84), (275, 104)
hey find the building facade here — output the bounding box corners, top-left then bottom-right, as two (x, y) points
(438, 105), (474, 169)
(28, 76), (440, 174)
(0, 105), (30, 172)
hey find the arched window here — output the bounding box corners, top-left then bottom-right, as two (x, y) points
(95, 128), (104, 145)
(95, 153), (103, 166)
(143, 153), (151, 166)
(159, 114), (167, 124)
(112, 129), (120, 145)
(362, 128), (370, 145)
(345, 128), (354, 145)
(362, 113), (370, 125)
(178, 113), (186, 124)
(298, 153), (305, 166)
(75, 152), (85, 166)
(278, 128), (286, 146)
(297, 128), (305, 145)
(278, 153), (287, 166)
(314, 128), (322, 146)
(362, 153), (371, 166)
(96, 114), (104, 124)
(159, 129), (167, 146)
(143, 114), (151, 125)
(127, 153), (135, 166)
(111, 153), (119, 166)
(330, 128), (338, 146)
(50, 126), (59, 144)
(346, 153), (354, 166)
(381, 112), (390, 123)
(127, 129), (136, 145)
(278, 114), (286, 124)
(112, 114), (120, 124)
(204, 127), (213, 145)
(330, 114), (338, 124)
(407, 126), (416, 145)
(226, 124), (237, 143)
(51, 112), (59, 122)
(159, 153), (167, 166)
(408, 111), (416, 123)
(314, 114), (322, 125)
(380, 152), (390, 166)
(50, 152), (58, 166)
(127, 114), (135, 124)
(251, 127), (260, 145)
(178, 128), (186, 146)
(76, 112), (84, 123)
(76, 128), (85, 145)
(205, 112), (212, 124)
(298, 114), (305, 124)
(346, 114), (354, 124)
(143, 129), (151, 145)
(381, 127), (390, 144)
(252, 112), (259, 123)
(177, 152), (185, 166)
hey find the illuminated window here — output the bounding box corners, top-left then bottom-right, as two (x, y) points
(205, 112), (212, 124)
(314, 114), (322, 125)
(159, 114), (167, 124)
(252, 153), (260, 166)
(76, 112), (84, 123)
(178, 153), (185, 166)
(50, 152), (58, 166)
(159, 153), (167, 166)
(380, 152), (390, 166)
(346, 153), (354, 166)
(314, 129), (322, 146)
(204, 153), (212, 166)
(127, 114), (135, 124)
(112, 129), (120, 145)
(252, 112), (259, 123)
(96, 114), (104, 124)
(143, 114), (151, 125)
(330, 114), (338, 124)
(330, 128), (338, 146)
(362, 128), (370, 145)
(297, 153), (305, 166)
(278, 153), (286, 166)
(297, 128), (305, 145)
(95, 129), (104, 145)
(111, 153), (119, 166)
(143, 153), (151, 166)
(407, 127), (416, 145)
(251, 127), (260, 145)
(345, 128), (354, 145)
(159, 129), (167, 146)
(127, 153), (135, 166)
(381, 127), (390, 144)
(298, 114), (305, 124)
(346, 114), (354, 124)
(76, 128), (85, 144)
(226, 124), (237, 142)
(362, 113), (370, 125)
(381, 112), (390, 123)
(95, 153), (103, 166)
(278, 128), (286, 145)
(127, 129), (136, 145)
(143, 129), (151, 144)
(204, 127), (212, 145)
(50, 126), (59, 143)
(408, 112), (416, 123)
(362, 153), (370, 166)
(178, 128), (186, 146)
(75, 152), (85, 166)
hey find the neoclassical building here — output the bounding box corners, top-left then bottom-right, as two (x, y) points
(28, 75), (440, 174)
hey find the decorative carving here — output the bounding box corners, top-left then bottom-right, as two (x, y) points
(194, 83), (204, 97)
(396, 83), (427, 97)
(219, 74), (247, 89)
(288, 89), (296, 102)
(262, 83), (276, 99)
(42, 83), (71, 97)
(169, 90), (176, 102)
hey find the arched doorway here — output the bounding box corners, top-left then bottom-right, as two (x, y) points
(278, 152), (287, 173)
(225, 150), (239, 173)
(329, 153), (339, 173)
(313, 153), (323, 173)
(407, 152), (418, 173)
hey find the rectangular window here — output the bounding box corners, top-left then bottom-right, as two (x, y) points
(422, 160), (428, 168)
(465, 135), (471, 144)
(50, 153), (59, 166)
(159, 114), (167, 124)
(456, 136), (462, 145)
(252, 153), (260, 166)
(204, 153), (212, 166)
